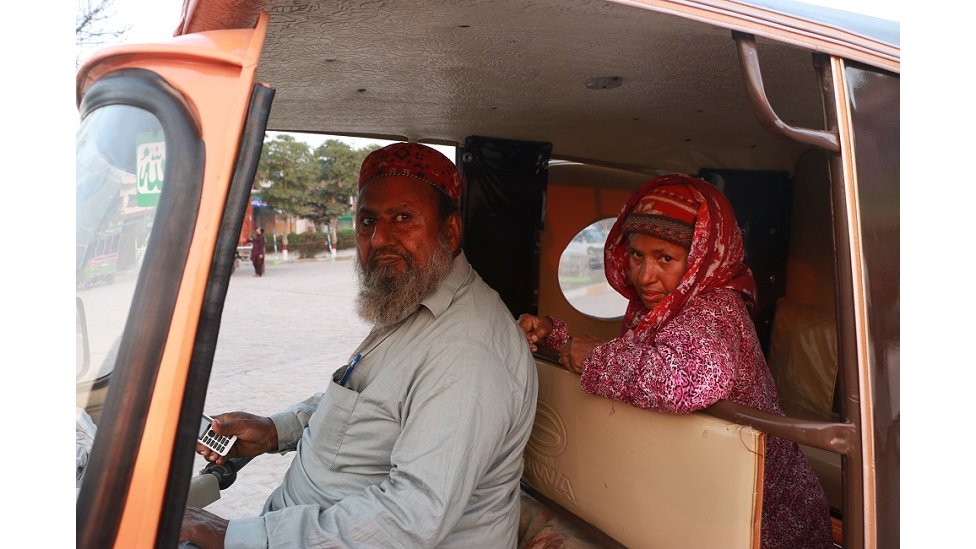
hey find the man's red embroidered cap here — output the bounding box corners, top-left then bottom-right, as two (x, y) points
(358, 143), (460, 204)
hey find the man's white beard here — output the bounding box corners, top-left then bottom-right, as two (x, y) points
(355, 233), (454, 327)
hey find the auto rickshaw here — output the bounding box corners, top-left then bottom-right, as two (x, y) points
(75, 1), (899, 547)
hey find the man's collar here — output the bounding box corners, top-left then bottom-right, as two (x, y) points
(419, 251), (470, 318)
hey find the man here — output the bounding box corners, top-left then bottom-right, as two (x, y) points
(181, 143), (538, 548)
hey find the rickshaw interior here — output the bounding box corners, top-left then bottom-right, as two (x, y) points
(74, 1), (899, 547)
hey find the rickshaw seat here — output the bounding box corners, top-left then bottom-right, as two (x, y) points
(520, 360), (765, 548)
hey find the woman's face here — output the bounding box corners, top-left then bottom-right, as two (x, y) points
(626, 232), (690, 309)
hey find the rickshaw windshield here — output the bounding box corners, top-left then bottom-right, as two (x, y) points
(76, 105), (166, 489)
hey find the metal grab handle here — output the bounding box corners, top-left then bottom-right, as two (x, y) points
(732, 31), (840, 152)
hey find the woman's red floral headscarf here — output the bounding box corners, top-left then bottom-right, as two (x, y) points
(604, 174), (757, 340)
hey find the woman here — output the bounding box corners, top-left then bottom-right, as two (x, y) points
(519, 174), (831, 549)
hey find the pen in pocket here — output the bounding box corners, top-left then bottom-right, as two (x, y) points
(338, 353), (362, 386)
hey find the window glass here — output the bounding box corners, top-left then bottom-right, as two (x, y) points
(557, 218), (627, 319)
(76, 104), (165, 490)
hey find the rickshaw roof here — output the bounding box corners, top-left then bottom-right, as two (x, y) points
(170, 0), (899, 173)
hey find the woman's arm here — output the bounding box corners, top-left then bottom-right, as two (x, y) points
(579, 293), (742, 413)
(517, 314), (573, 352)
(539, 316), (571, 350)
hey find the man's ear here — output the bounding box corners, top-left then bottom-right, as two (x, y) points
(445, 212), (462, 253)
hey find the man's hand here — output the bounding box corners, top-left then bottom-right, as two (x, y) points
(198, 411), (278, 465)
(517, 314), (553, 352)
(559, 334), (603, 374)
(180, 507), (228, 549)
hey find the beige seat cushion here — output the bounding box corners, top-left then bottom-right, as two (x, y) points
(523, 361), (764, 549)
(766, 299), (839, 421)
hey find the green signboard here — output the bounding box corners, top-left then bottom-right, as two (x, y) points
(136, 132), (166, 207)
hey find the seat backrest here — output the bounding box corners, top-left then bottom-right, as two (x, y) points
(523, 361), (765, 549)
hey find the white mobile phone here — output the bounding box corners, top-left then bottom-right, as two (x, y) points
(198, 414), (237, 456)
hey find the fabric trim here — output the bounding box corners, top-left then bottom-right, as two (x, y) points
(621, 213), (694, 247)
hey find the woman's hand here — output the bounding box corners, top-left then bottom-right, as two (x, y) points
(517, 314), (554, 352)
(197, 411), (278, 465)
(559, 334), (603, 374)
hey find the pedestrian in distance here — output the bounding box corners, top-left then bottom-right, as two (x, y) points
(249, 227), (265, 277)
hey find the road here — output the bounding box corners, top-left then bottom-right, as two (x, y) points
(191, 252), (372, 519)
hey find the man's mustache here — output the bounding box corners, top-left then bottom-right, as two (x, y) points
(366, 246), (414, 270)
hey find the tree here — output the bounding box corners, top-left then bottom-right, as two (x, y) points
(255, 134), (318, 228)
(76, 0), (130, 65)
(308, 140), (381, 247)
(255, 134), (381, 250)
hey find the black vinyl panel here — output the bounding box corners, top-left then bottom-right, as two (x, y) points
(458, 135), (552, 318)
(698, 169), (792, 355)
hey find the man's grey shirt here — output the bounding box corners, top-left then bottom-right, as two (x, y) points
(225, 252), (538, 548)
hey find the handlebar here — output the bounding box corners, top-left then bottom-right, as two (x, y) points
(201, 456), (254, 490)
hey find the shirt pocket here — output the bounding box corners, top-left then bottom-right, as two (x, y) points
(307, 381), (360, 469)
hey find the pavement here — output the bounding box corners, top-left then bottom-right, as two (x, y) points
(190, 247), (373, 519)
